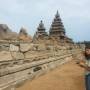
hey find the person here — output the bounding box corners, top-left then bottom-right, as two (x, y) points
(77, 43), (90, 90)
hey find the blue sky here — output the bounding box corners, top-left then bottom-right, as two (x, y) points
(0, 0), (90, 42)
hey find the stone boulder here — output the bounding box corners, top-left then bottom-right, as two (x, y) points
(0, 24), (18, 40)
(11, 52), (24, 60)
(9, 44), (19, 52)
(0, 51), (12, 61)
(24, 51), (37, 59)
(0, 44), (9, 51)
(20, 43), (34, 52)
(18, 27), (32, 41)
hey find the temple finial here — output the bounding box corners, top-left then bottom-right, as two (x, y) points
(40, 20), (43, 23)
(38, 20), (45, 29)
(57, 10), (59, 14)
(55, 10), (60, 17)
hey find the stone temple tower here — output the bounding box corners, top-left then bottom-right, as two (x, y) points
(33, 20), (48, 41)
(49, 11), (66, 41)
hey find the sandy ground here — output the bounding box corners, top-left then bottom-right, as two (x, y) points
(16, 61), (86, 90)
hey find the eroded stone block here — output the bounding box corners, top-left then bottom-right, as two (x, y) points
(0, 51), (12, 61)
(24, 51), (37, 59)
(11, 52), (24, 60)
(20, 44), (33, 52)
(0, 44), (9, 51)
(9, 44), (19, 52)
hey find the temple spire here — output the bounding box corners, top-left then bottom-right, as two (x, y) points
(49, 11), (65, 39)
(33, 20), (48, 40)
(55, 10), (60, 18)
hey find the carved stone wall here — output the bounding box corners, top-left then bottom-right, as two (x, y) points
(0, 41), (84, 90)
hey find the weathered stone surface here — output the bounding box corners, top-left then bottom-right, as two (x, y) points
(11, 52), (24, 60)
(37, 44), (46, 51)
(0, 51), (12, 61)
(0, 24), (18, 40)
(24, 51), (37, 59)
(20, 44), (33, 52)
(18, 27), (32, 41)
(0, 44), (9, 51)
(0, 47), (83, 90)
(9, 44), (19, 52)
(46, 45), (54, 50)
(33, 44), (46, 51)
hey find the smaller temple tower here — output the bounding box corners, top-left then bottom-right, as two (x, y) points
(33, 20), (48, 41)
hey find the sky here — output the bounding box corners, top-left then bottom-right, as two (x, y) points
(0, 0), (90, 42)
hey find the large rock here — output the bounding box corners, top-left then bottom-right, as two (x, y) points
(0, 24), (18, 40)
(37, 44), (46, 51)
(0, 51), (12, 61)
(18, 27), (32, 41)
(19, 27), (28, 35)
(11, 52), (24, 60)
(20, 44), (33, 52)
(9, 44), (19, 52)
(0, 24), (12, 33)
(24, 51), (37, 59)
(0, 44), (9, 51)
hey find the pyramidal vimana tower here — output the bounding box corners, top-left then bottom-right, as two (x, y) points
(33, 11), (73, 44)
(49, 11), (65, 39)
(33, 20), (48, 41)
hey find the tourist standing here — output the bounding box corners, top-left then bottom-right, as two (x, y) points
(78, 43), (90, 90)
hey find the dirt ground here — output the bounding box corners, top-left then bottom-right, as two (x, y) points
(16, 60), (86, 90)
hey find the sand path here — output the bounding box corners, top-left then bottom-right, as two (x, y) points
(16, 61), (86, 90)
